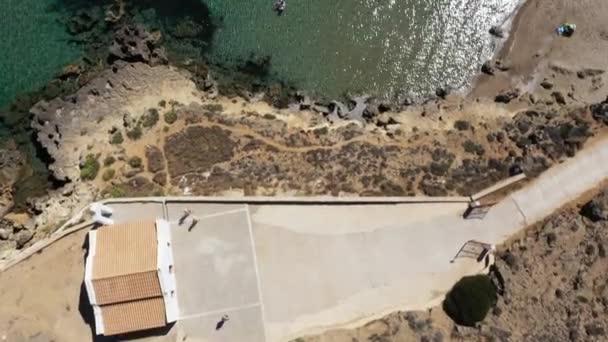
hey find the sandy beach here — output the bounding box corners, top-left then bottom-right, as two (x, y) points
(471, 0), (608, 102)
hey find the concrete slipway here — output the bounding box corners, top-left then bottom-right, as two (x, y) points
(88, 137), (608, 342)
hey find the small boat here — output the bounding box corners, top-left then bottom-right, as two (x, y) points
(273, 0), (286, 14)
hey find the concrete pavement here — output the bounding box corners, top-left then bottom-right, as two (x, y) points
(101, 137), (608, 341)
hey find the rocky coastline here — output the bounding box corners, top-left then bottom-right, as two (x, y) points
(1, 20), (606, 259)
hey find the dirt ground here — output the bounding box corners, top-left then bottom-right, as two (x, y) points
(471, 0), (608, 105)
(0, 229), (91, 341)
(116, 98), (605, 200)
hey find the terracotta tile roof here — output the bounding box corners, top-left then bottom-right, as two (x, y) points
(93, 271), (162, 305)
(100, 297), (167, 336)
(92, 221), (158, 280)
(87, 220), (170, 335)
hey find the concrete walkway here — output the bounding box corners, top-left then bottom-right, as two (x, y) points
(96, 137), (608, 341)
(4, 137), (608, 341)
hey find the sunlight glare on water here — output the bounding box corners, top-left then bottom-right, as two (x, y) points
(204, 0), (521, 100)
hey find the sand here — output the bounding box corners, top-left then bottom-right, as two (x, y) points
(471, 0), (608, 103)
(0, 230), (91, 341)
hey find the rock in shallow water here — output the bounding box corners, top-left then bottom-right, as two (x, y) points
(481, 60), (495, 75)
(489, 25), (505, 38)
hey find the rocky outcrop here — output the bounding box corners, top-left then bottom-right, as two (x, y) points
(0, 218), (34, 255)
(591, 96), (608, 125)
(489, 25), (505, 38)
(580, 191), (608, 222)
(30, 63), (201, 182)
(0, 140), (25, 218)
(108, 24), (167, 65)
(495, 88), (520, 103)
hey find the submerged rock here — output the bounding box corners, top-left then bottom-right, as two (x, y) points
(435, 87), (450, 99)
(481, 60), (495, 75)
(489, 26), (505, 38)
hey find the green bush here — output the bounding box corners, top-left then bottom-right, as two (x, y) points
(202, 103), (224, 113)
(80, 154), (100, 181)
(454, 120), (471, 131)
(106, 185), (127, 198)
(128, 156), (142, 168)
(443, 274), (497, 327)
(462, 140), (485, 156)
(141, 108), (160, 128)
(164, 110), (177, 124)
(110, 131), (124, 145)
(103, 156), (116, 166)
(126, 125), (143, 140)
(102, 168), (115, 181)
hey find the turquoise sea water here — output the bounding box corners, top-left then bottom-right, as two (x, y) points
(0, 0), (522, 109)
(204, 0), (521, 100)
(0, 0), (82, 109)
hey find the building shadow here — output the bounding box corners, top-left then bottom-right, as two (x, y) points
(78, 229), (175, 341)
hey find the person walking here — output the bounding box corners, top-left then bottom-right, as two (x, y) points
(188, 215), (199, 231)
(179, 208), (192, 225)
(215, 314), (229, 330)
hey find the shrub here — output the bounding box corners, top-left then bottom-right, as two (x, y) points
(443, 274), (497, 326)
(80, 154), (100, 181)
(313, 126), (329, 136)
(110, 131), (124, 145)
(454, 120), (471, 131)
(164, 110), (177, 124)
(141, 108), (160, 128)
(126, 125), (143, 140)
(128, 156), (142, 168)
(103, 156), (116, 166)
(158, 100), (167, 108)
(202, 104), (224, 113)
(462, 140), (485, 156)
(102, 168), (115, 181)
(106, 185), (127, 198)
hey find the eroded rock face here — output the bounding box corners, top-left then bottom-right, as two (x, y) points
(30, 63), (200, 182)
(580, 191), (608, 222)
(0, 140), (25, 218)
(108, 24), (167, 65)
(591, 96), (608, 125)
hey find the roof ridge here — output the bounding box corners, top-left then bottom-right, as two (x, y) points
(98, 294), (164, 307)
(94, 268), (158, 280)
